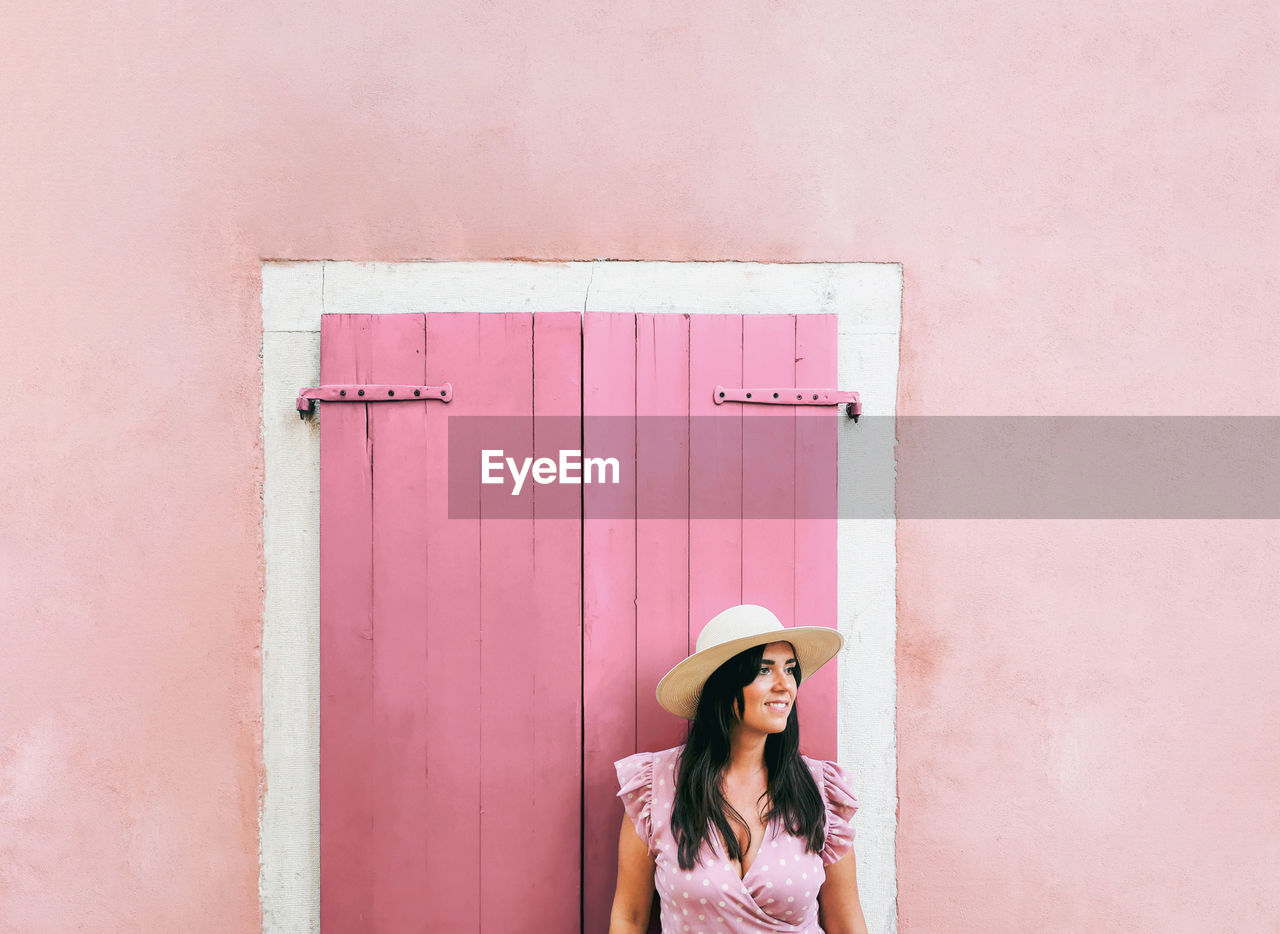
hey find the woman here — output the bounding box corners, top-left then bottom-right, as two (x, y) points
(608, 605), (870, 934)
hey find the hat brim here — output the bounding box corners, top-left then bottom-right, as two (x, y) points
(655, 626), (844, 720)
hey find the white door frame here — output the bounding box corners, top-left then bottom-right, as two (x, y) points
(259, 259), (902, 934)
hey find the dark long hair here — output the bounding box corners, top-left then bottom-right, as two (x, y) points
(670, 643), (826, 870)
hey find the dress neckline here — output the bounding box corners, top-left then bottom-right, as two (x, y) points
(728, 814), (778, 881)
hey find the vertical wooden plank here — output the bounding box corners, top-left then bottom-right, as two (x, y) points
(688, 315), (743, 649)
(477, 314), (537, 933)
(422, 313), (483, 931)
(531, 312), (584, 928)
(367, 314), (430, 931)
(319, 314), (375, 932)
(741, 315), (797, 625)
(582, 311), (638, 934)
(321, 311), (584, 934)
(636, 313), (690, 755)
(795, 314), (840, 760)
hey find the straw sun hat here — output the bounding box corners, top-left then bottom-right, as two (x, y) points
(655, 605), (844, 720)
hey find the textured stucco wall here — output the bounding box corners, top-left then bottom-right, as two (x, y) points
(1, 2), (1276, 932)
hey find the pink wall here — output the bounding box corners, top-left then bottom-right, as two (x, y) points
(2, 1), (1276, 931)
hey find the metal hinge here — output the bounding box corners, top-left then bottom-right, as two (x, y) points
(296, 383), (453, 418)
(713, 385), (862, 421)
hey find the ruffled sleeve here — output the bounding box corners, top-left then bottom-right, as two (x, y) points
(614, 750), (656, 856)
(819, 759), (859, 867)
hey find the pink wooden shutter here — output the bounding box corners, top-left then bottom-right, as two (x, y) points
(318, 309), (839, 933)
(581, 312), (841, 934)
(319, 312), (582, 933)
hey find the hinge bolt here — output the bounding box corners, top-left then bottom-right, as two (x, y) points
(388, 390), (395, 397)
(414, 389), (421, 397)
(339, 390), (346, 396)
(358, 389), (365, 396)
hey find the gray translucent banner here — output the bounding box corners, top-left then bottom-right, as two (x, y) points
(445, 416), (1280, 519)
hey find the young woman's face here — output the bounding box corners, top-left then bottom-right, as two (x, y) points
(734, 641), (799, 735)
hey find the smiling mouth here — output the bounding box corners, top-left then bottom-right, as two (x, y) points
(765, 701), (790, 712)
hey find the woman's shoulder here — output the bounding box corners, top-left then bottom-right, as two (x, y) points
(634, 744), (684, 782)
(614, 744), (685, 784)
(614, 744), (684, 846)
(798, 754), (859, 865)
(798, 754), (858, 805)
(649, 743), (685, 765)
(798, 752), (831, 779)
(798, 752), (845, 774)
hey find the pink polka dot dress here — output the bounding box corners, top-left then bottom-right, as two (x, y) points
(615, 745), (858, 934)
